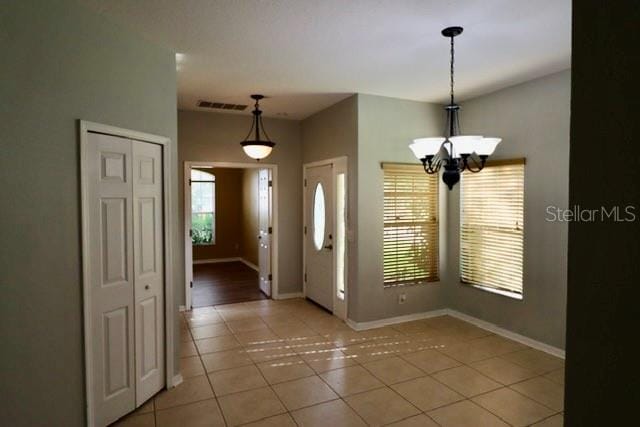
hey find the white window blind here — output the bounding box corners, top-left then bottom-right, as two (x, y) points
(383, 163), (439, 286)
(460, 159), (525, 297)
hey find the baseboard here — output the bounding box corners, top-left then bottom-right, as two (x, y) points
(446, 309), (566, 359)
(178, 305), (187, 312)
(193, 257), (242, 265)
(346, 309), (449, 331)
(171, 373), (183, 388)
(275, 292), (304, 300)
(344, 308), (564, 359)
(240, 258), (259, 272)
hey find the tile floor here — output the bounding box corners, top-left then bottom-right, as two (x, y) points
(114, 298), (564, 427)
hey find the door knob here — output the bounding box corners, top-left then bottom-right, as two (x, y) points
(324, 244), (333, 250)
(145, 285), (150, 290)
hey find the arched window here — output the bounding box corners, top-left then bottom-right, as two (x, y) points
(191, 169), (215, 245)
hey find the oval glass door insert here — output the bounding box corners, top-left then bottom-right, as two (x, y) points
(313, 183), (326, 250)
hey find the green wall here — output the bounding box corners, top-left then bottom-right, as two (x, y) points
(0, 1), (179, 425)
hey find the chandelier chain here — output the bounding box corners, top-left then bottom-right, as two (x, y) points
(450, 35), (455, 105)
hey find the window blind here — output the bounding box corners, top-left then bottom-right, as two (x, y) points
(383, 163), (439, 286)
(460, 159), (525, 296)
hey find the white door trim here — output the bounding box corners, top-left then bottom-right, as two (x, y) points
(79, 120), (176, 427)
(183, 161), (279, 309)
(302, 157), (348, 319)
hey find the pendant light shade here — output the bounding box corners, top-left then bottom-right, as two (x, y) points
(240, 94), (276, 160)
(409, 137), (446, 158)
(241, 140), (274, 160)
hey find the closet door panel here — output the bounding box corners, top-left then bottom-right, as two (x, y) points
(132, 141), (165, 405)
(87, 133), (136, 426)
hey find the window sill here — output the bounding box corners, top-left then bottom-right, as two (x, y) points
(462, 282), (523, 300)
(384, 280), (440, 289)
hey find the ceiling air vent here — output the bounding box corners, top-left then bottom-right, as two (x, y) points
(197, 100), (248, 111)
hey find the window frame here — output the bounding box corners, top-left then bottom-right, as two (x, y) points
(190, 169), (216, 246)
(459, 158), (525, 300)
(382, 162), (440, 288)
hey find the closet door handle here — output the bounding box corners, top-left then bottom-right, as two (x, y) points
(145, 285), (150, 290)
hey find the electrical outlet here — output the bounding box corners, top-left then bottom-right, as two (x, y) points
(398, 293), (407, 304)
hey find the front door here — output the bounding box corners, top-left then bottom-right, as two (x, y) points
(305, 164), (334, 310)
(258, 169), (272, 296)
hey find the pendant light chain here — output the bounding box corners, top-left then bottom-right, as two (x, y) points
(450, 35), (455, 105)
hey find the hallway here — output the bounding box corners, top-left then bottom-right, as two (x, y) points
(192, 262), (267, 307)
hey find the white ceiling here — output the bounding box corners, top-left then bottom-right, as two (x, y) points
(81, 0), (571, 120)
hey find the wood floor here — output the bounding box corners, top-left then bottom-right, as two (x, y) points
(192, 261), (267, 307)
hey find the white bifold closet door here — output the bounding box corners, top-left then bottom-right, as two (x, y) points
(86, 133), (165, 426)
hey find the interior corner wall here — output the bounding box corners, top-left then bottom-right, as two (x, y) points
(241, 168), (260, 266)
(178, 110), (302, 294)
(355, 94), (446, 322)
(445, 70), (571, 349)
(301, 95), (359, 314)
(0, 1), (179, 425)
(192, 168), (243, 261)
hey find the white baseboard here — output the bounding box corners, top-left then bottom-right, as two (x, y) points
(344, 308), (565, 359)
(240, 258), (259, 272)
(346, 309), (449, 331)
(446, 309), (566, 359)
(171, 373), (183, 388)
(275, 292), (304, 300)
(193, 257), (242, 265)
(178, 305), (187, 312)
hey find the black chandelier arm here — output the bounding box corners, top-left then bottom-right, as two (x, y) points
(421, 157), (441, 174)
(460, 154), (487, 173)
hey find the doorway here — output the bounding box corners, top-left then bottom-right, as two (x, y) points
(303, 157), (348, 320)
(184, 162), (277, 309)
(80, 121), (176, 427)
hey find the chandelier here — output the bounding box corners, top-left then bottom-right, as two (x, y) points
(409, 26), (501, 190)
(240, 94), (275, 160)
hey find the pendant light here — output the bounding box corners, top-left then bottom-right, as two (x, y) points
(409, 27), (501, 190)
(240, 94), (275, 160)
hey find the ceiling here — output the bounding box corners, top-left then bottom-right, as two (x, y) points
(81, 0), (571, 120)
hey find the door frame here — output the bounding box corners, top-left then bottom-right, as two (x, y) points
(183, 161), (278, 309)
(79, 120), (176, 427)
(303, 156), (348, 320)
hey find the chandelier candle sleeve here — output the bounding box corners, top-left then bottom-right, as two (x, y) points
(409, 26), (501, 190)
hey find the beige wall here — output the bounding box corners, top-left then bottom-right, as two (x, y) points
(355, 94), (447, 322)
(241, 169), (260, 266)
(178, 110), (302, 294)
(445, 70), (570, 349)
(192, 168), (243, 260)
(0, 1), (179, 424)
(301, 96), (359, 314)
